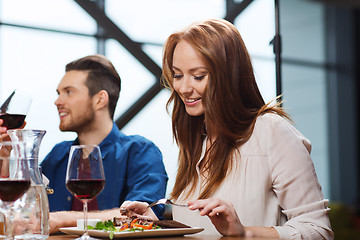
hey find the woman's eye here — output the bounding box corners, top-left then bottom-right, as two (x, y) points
(194, 75), (206, 80)
(173, 74), (183, 79)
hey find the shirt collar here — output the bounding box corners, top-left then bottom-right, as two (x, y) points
(97, 123), (121, 160)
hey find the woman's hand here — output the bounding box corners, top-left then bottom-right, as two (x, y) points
(188, 198), (245, 236)
(120, 201), (158, 220)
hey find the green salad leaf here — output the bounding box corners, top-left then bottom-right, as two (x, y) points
(88, 220), (116, 239)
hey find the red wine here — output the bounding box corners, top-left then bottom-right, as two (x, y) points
(66, 179), (105, 200)
(0, 113), (26, 129)
(0, 179), (31, 202)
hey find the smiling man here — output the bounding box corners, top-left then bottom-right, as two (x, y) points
(40, 55), (168, 220)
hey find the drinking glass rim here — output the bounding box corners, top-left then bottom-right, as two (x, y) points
(7, 129), (46, 134)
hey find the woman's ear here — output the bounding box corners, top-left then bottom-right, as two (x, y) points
(94, 90), (109, 110)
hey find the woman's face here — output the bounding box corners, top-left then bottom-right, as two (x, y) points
(172, 40), (209, 116)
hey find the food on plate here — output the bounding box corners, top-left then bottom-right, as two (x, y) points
(87, 208), (191, 239)
(154, 220), (191, 229)
(113, 217), (160, 231)
(116, 208), (191, 229)
(113, 217), (191, 230)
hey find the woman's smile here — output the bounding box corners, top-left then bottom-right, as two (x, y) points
(184, 98), (201, 106)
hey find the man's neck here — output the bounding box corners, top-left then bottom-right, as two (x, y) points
(77, 119), (113, 146)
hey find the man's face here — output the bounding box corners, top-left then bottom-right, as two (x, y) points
(55, 70), (95, 133)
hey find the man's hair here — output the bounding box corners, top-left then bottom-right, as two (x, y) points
(65, 54), (121, 119)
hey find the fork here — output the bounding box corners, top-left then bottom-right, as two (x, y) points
(147, 198), (188, 209)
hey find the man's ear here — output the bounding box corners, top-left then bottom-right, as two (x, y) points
(94, 90), (109, 110)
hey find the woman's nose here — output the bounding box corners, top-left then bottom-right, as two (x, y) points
(178, 77), (192, 94)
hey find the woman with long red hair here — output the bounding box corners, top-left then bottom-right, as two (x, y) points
(122, 19), (333, 240)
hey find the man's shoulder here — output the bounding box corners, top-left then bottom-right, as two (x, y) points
(51, 140), (74, 150)
(107, 124), (156, 146)
(117, 133), (159, 150)
(41, 140), (74, 166)
(103, 125), (162, 157)
(45, 140), (74, 157)
(121, 134), (154, 144)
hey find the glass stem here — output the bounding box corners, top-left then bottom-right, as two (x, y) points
(83, 201), (89, 236)
(4, 204), (15, 239)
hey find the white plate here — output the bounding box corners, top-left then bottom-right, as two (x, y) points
(59, 226), (204, 239)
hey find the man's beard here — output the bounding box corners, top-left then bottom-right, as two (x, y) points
(59, 107), (95, 133)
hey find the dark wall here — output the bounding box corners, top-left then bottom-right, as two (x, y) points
(326, 4), (359, 205)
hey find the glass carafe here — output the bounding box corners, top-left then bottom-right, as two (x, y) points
(7, 129), (49, 240)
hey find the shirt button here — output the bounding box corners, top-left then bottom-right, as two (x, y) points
(67, 196), (72, 201)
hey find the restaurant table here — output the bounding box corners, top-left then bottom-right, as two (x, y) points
(48, 234), (282, 240)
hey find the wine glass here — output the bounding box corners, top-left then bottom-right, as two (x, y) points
(0, 90), (32, 129)
(65, 145), (105, 240)
(0, 141), (31, 239)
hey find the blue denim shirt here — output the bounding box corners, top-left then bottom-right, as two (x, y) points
(40, 123), (168, 217)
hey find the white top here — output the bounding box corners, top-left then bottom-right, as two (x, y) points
(172, 113), (334, 240)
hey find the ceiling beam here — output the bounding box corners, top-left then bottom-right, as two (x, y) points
(74, 0), (163, 129)
(74, 0), (162, 77)
(225, 0), (254, 23)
